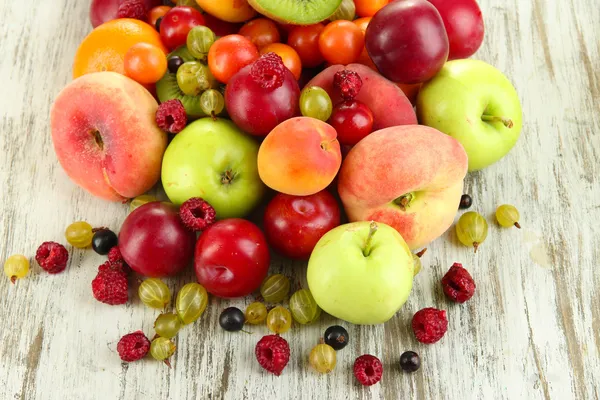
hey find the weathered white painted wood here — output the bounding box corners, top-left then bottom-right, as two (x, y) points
(0, 0), (598, 399)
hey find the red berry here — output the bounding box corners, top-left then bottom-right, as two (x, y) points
(441, 262), (476, 303)
(412, 307), (448, 344)
(98, 260), (129, 276)
(255, 335), (290, 376)
(35, 241), (69, 274)
(92, 264), (129, 305)
(117, 0), (148, 21)
(353, 354), (383, 386)
(250, 52), (287, 90)
(117, 331), (151, 362)
(179, 197), (217, 232)
(108, 246), (123, 264)
(155, 99), (187, 134)
(333, 69), (363, 101)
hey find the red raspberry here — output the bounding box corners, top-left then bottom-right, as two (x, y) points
(255, 335), (290, 376)
(117, 0), (148, 21)
(108, 246), (123, 264)
(117, 331), (150, 362)
(35, 242), (69, 274)
(156, 99), (187, 134)
(412, 308), (448, 344)
(353, 354), (383, 386)
(333, 69), (363, 101)
(92, 264), (128, 305)
(98, 260), (129, 275)
(442, 263), (476, 303)
(179, 197), (217, 232)
(251, 52), (286, 90)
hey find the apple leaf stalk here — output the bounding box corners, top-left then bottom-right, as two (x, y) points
(481, 114), (514, 128)
(363, 221), (378, 257)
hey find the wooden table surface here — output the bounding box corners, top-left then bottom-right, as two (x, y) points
(1, 0), (598, 399)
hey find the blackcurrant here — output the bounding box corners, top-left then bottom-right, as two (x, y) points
(219, 307), (245, 332)
(459, 194), (473, 209)
(155, 17), (163, 32)
(399, 351), (421, 372)
(167, 56), (184, 74)
(91, 229), (118, 255)
(324, 325), (349, 350)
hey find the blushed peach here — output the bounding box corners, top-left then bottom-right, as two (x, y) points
(258, 117), (341, 196)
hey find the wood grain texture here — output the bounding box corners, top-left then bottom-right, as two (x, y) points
(0, 0), (598, 399)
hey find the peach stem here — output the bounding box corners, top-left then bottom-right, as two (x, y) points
(363, 221), (378, 257)
(394, 193), (415, 211)
(481, 114), (514, 128)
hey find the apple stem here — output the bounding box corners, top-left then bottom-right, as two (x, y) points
(481, 114), (514, 128)
(363, 221), (378, 257)
(416, 248), (427, 258)
(514, 222), (521, 229)
(221, 170), (235, 185)
(473, 242), (480, 253)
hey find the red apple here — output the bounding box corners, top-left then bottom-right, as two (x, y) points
(119, 202), (196, 278)
(195, 219), (270, 298)
(264, 191), (341, 260)
(90, 0), (162, 28)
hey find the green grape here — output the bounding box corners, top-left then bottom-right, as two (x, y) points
(329, 0), (356, 21)
(176, 61), (217, 96)
(129, 194), (158, 212)
(266, 306), (292, 334)
(138, 278), (171, 309)
(456, 212), (488, 253)
(65, 221), (93, 248)
(289, 289), (321, 325)
(176, 283), (208, 325)
(496, 204), (521, 229)
(187, 26), (216, 60)
(299, 86), (333, 122)
(199, 89), (225, 117)
(154, 313), (182, 339)
(4, 254), (29, 283)
(309, 343), (337, 373)
(245, 302), (268, 325)
(150, 337), (176, 361)
(412, 254), (422, 276)
(260, 274), (290, 303)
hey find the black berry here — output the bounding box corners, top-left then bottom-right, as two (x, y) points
(219, 307), (245, 332)
(167, 56), (184, 74)
(400, 351), (421, 372)
(324, 325), (349, 350)
(155, 16), (163, 32)
(459, 194), (472, 209)
(92, 229), (118, 255)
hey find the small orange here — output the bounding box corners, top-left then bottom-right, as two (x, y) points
(124, 43), (167, 84)
(260, 43), (302, 81)
(73, 19), (168, 79)
(355, 0), (389, 17)
(353, 17), (377, 71)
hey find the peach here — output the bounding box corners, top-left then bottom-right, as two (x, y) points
(338, 125), (468, 250)
(306, 63), (417, 131)
(258, 117), (341, 196)
(51, 72), (168, 202)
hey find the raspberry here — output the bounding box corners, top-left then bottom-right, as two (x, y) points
(156, 99), (187, 134)
(441, 262), (476, 303)
(251, 53), (287, 90)
(108, 246), (123, 264)
(35, 242), (69, 274)
(98, 260), (129, 276)
(412, 308), (448, 344)
(353, 354), (383, 386)
(117, 0), (148, 21)
(255, 335), (290, 376)
(333, 69), (363, 101)
(179, 197), (216, 232)
(117, 331), (150, 362)
(92, 264), (128, 305)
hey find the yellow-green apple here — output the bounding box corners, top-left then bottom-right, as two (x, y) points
(417, 59), (523, 171)
(338, 125), (468, 250)
(50, 71), (167, 202)
(307, 221), (414, 325)
(161, 117), (265, 219)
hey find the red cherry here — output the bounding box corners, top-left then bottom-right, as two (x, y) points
(194, 219), (270, 298)
(263, 190), (341, 260)
(328, 100), (374, 146)
(160, 6), (205, 50)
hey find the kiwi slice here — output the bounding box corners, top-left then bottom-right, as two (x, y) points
(247, 0), (342, 25)
(156, 73), (206, 119)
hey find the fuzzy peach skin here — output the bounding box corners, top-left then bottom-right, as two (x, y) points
(306, 63), (417, 131)
(258, 117), (342, 196)
(50, 72), (167, 202)
(338, 125), (468, 250)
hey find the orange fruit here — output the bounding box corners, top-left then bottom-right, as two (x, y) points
(73, 19), (168, 79)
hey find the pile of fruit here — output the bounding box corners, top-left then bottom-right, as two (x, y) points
(4, 0), (526, 385)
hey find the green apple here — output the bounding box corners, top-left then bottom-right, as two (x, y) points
(307, 221), (414, 325)
(161, 118), (265, 219)
(417, 59), (523, 171)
